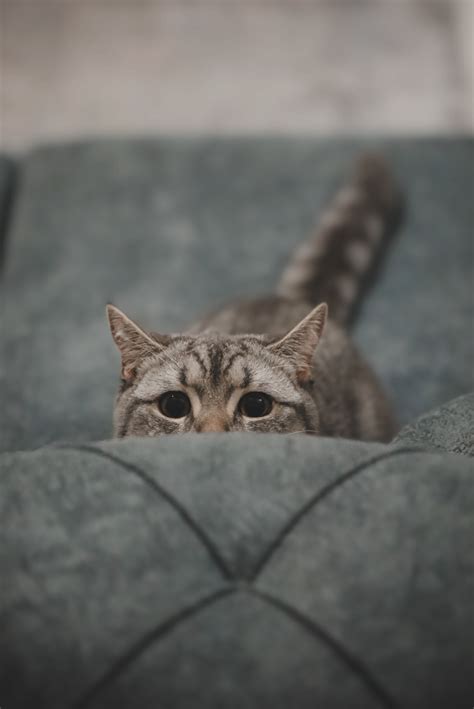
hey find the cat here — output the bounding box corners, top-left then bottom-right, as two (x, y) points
(107, 154), (401, 441)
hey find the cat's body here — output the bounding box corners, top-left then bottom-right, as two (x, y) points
(107, 155), (401, 441)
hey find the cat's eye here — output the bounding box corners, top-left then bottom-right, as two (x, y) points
(238, 392), (273, 418)
(158, 391), (191, 419)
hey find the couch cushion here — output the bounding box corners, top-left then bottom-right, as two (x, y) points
(0, 435), (472, 709)
(0, 154), (15, 263)
(396, 391), (474, 456)
(1, 138), (472, 451)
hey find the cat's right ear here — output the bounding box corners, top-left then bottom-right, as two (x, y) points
(106, 304), (164, 382)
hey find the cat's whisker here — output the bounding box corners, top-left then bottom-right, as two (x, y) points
(156, 350), (185, 370)
(286, 429), (319, 436)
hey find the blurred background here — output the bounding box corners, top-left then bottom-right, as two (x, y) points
(1, 0), (473, 153)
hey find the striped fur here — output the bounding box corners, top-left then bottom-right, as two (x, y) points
(108, 306), (326, 438)
(107, 154), (401, 442)
(277, 154), (402, 326)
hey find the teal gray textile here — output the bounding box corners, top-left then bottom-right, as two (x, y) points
(0, 155), (15, 264)
(1, 434), (473, 709)
(396, 392), (474, 456)
(1, 138), (473, 451)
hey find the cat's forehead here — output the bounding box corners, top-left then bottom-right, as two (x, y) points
(135, 334), (296, 400)
(174, 334), (271, 387)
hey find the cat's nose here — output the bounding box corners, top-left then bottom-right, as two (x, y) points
(195, 414), (230, 433)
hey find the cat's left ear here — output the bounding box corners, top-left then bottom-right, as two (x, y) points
(269, 302), (327, 383)
(106, 304), (167, 382)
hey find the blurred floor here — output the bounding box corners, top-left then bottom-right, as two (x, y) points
(0, 0), (473, 152)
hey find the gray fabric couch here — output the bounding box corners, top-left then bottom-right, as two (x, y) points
(0, 155), (15, 262)
(0, 138), (473, 709)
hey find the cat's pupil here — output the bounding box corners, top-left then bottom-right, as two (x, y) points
(159, 391), (191, 418)
(239, 392), (273, 418)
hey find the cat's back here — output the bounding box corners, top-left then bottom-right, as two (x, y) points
(312, 321), (396, 441)
(188, 295), (319, 337)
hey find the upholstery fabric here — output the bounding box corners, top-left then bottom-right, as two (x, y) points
(1, 138), (473, 452)
(396, 391), (474, 456)
(1, 434), (473, 709)
(0, 154), (15, 263)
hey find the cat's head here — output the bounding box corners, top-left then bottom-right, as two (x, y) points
(106, 303), (327, 437)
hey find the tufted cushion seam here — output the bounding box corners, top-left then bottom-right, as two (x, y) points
(71, 582), (396, 709)
(248, 586), (397, 709)
(71, 585), (236, 709)
(57, 443), (234, 580)
(248, 446), (421, 582)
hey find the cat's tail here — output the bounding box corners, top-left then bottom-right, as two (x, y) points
(276, 154), (403, 327)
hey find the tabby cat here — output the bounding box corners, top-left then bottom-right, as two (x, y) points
(107, 155), (401, 441)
